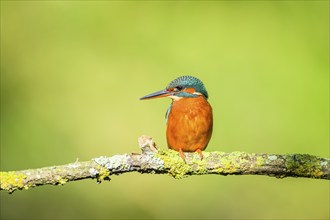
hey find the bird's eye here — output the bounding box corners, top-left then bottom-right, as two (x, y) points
(174, 86), (183, 91)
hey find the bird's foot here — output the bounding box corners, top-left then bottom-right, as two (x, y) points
(196, 149), (204, 160)
(179, 148), (187, 163)
(179, 148), (203, 162)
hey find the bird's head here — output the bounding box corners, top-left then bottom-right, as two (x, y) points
(140, 76), (208, 101)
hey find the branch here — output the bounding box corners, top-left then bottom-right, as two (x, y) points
(1, 136), (329, 193)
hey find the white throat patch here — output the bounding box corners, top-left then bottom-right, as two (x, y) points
(169, 95), (183, 101)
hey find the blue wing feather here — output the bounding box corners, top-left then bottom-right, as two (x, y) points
(165, 102), (173, 123)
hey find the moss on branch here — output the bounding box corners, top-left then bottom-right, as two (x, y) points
(1, 136), (329, 194)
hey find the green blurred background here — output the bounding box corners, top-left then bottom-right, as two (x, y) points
(1, 1), (329, 219)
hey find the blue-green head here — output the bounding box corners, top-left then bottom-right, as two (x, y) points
(140, 75), (209, 100)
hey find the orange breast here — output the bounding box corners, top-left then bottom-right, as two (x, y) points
(166, 96), (213, 152)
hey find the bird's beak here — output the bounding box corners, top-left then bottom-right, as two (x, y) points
(140, 89), (173, 100)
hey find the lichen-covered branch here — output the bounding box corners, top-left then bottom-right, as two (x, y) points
(1, 136), (329, 193)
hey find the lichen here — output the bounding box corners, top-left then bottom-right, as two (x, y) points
(155, 150), (253, 177)
(268, 155), (278, 161)
(94, 155), (132, 172)
(209, 151), (254, 174)
(223, 151), (247, 173)
(96, 165), (111, 183)
(89, 168), (99, 177)
(321, 161), (328, 166)
(139, 153), (164, 170)
(285, 154), (324, 178)
(156, 149), (191, 179)
(0, 171), (27, 193)
(56, 177), (68, 185)
(190, 155), (208, 175)
(256, 156), (265, 166)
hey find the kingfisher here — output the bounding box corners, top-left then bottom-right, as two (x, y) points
(140, 76), (213, 161)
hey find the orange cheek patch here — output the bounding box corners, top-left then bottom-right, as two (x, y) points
(183, 88), (196, 94)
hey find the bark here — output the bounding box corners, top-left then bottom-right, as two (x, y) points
(1, 136), (329, 194)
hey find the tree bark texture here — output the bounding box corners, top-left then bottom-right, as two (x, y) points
(1, 136), (329, 193)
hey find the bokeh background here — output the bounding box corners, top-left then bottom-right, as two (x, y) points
(1, 1), (329, 219)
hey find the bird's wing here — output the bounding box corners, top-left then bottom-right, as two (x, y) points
(165, 102), (173, 124)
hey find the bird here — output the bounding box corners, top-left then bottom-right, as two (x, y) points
(140, 75), (213, 161)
